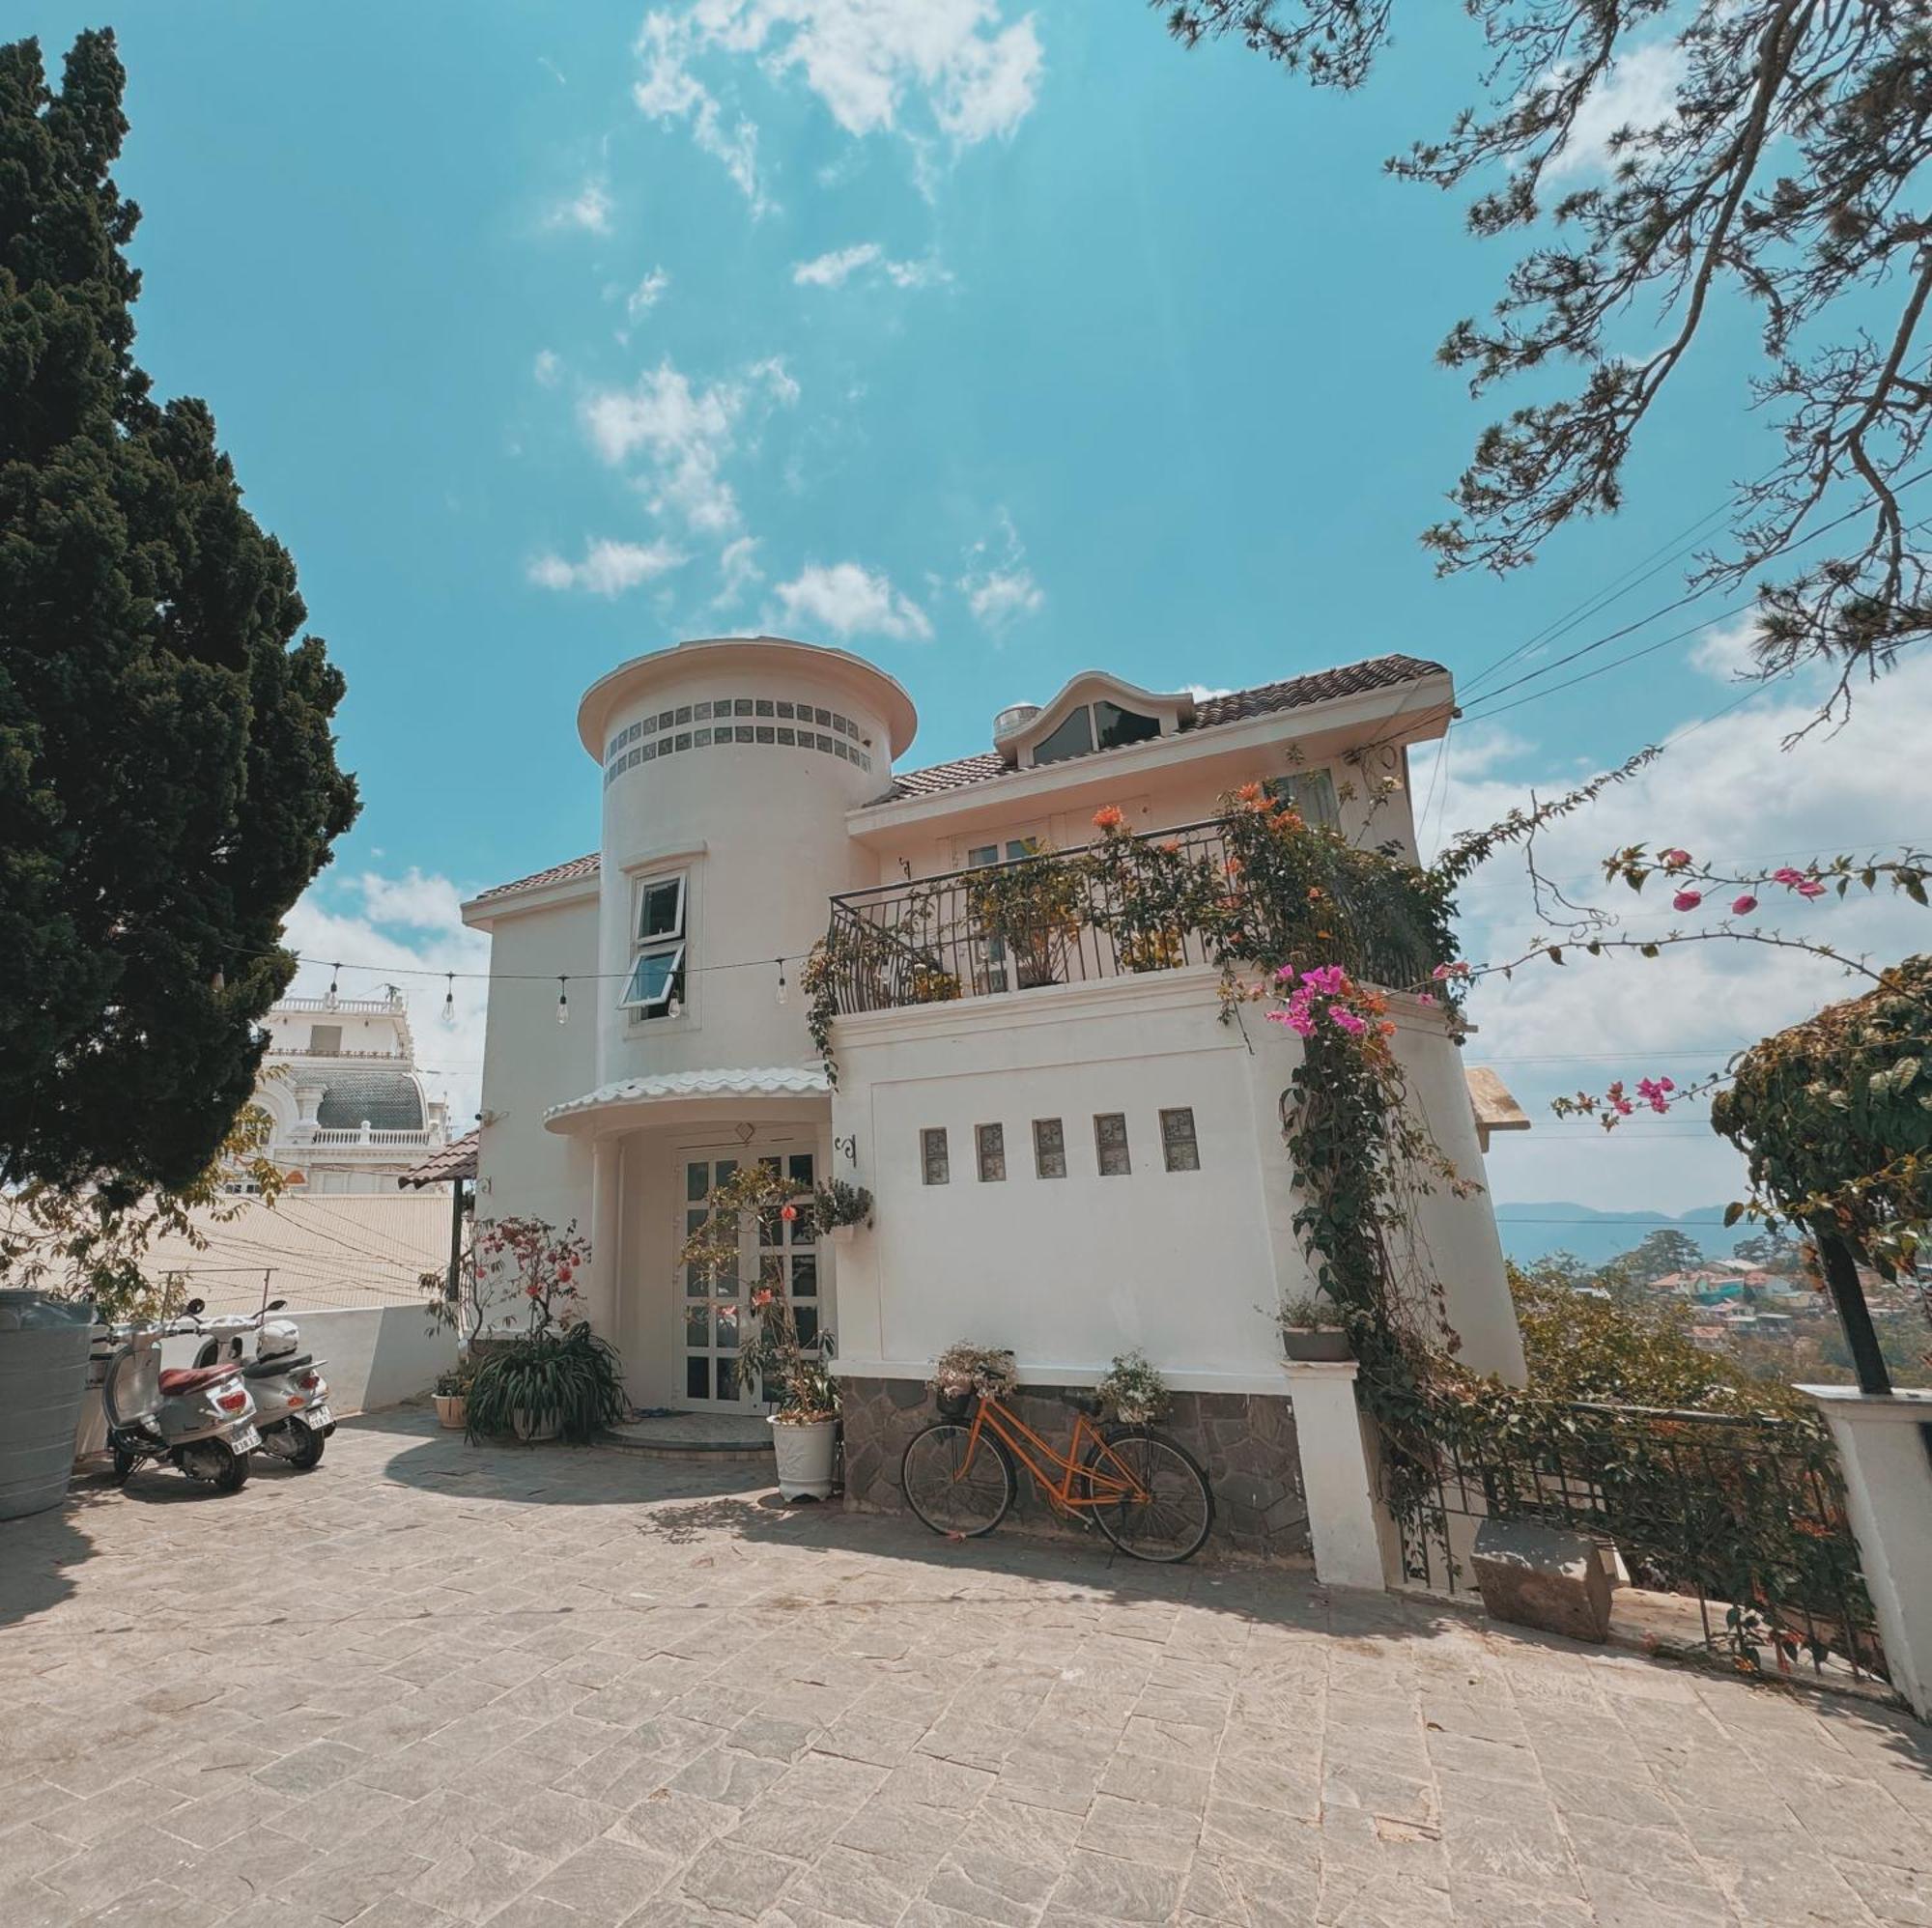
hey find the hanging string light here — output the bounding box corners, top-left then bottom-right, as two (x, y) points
(775, 958), (788, 1007)
(556, 976), (570, 1026)
(441, 973), (456, 1027)
(325, 963), (341, 1010)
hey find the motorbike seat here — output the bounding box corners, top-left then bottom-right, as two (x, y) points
(242, 1353), (311, 1379)
(157, 1365), (241, 1396)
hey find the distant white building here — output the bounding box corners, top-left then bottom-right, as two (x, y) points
(246, 993), (449, 1194)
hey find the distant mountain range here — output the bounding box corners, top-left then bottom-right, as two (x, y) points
(1494, 1201), (1735, 1270)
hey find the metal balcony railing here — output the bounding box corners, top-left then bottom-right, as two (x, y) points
(821, 817), (1441, 1017)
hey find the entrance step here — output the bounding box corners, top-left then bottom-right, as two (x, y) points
(604, 1411), (775, 1462)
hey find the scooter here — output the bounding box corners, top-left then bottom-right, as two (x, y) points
(189, 1301), (334, 1472)
(99, 1300), (260, 1491)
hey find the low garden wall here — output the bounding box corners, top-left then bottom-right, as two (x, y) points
(838, 1375), (1313, 1562)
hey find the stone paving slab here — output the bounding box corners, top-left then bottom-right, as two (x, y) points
(2, 1408), (1928, 1926)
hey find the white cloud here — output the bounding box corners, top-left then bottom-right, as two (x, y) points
(793, 241), (951, 290)
(1413, 637), (1932, 1213)
(634, 1), (1043, 201)
(549, 179), (613, 233)
(579, 355), (798, 535)
(774, 560), (932, 641)
(958, 508), (1043, 634)
(282, 871), (494, 1131)
(533, 349), (561, 387)
(1185, 684), (1234, 703)
(526, 538), (687, 595)
(1544, 39), (1684, 183)
(714, 533), (764, 608)
(627, 268), (671, 316)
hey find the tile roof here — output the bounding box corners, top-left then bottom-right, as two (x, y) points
(877, 652), (1446, 803)
(472, 654), (1449, 898)
(546, 1066), (832, 1123)
(398, 1129), (478, 1189)
(469, 852), (602, 904)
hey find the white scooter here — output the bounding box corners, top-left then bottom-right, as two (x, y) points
(190, 1301), (334, 1472)
(100, 1301), (260, 1491)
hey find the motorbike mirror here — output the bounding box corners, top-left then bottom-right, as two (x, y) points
(267, 1298), (288, 1312)
(184, 1297), (206, 1317)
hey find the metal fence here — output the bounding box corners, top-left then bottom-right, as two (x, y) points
(1385, 1398), (1889, 1685)
(822, 817), (1437, 1015)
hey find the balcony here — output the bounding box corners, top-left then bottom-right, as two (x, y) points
(820, 816), (1446, 1017)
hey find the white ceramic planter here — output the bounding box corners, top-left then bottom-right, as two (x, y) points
(513, 1408), (560, 1442)
(828, 1224), (857, 1248)
(770, 1415), (838, 1499)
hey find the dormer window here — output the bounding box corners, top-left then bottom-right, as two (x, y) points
(999, 675), (1190, 771)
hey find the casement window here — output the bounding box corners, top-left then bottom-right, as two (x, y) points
(622, 873), (687, 1020)
(976, 1123), (1007, 1182)
(1033, 1118), (1066, 1179)
(921, 1127), (951, 1185)
(1160, 1108), (1201, 1173)
(1264, 769), (1341, 830)
(1094, 1113), (1131, 1177)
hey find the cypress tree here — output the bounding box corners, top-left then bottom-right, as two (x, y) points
(0, 29), (358, 1198)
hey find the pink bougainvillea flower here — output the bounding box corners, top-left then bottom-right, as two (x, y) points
(1417, 991), (1438, 1007)
(1796, 879), (1827, 898)
(1732, 893), (1758, 915)
(1671, 889), (1702, 912)
(1772, 866), (1805, 887)
(781, 1204), (798, 1222)
(1330, 1007), (1369, 1036)
(1661, 848), (1691, 869)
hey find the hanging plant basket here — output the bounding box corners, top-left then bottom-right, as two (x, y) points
(1282, 1327), (1353, 1363)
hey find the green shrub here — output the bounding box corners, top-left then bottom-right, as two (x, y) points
(466, 1326), (626, 1444)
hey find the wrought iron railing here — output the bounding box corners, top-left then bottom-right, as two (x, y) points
(822, 817), (1440, 1015)
(1384, 1397), (1888, 1685)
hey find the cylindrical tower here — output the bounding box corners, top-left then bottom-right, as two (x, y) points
(576, 636), (918, 1086)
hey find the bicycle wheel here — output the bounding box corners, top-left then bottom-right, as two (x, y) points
(1081, 1426), (1213, 1563)
(901, 1422), (1014, 1539)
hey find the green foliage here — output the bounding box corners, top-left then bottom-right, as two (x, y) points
(0, 31), (357, 1197)
(433, 1361), (474, 1400)
(1611, 1228), (1705, 1285)
(810, 1178), (873, 1230)
(1713, 956), (1932, 1276)
(0, 1102), (286, 1322)
(465, 1325), (626, 1445)
(1507, 1266), (1811, 1421)
(1096, 1348), (1171, 1426)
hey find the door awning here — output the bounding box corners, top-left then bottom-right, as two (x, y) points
(544, 1066), (832, 1135)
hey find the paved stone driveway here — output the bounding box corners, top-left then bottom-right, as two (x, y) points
(3, 1410), (1929, 1928)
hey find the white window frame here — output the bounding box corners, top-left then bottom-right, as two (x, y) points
(623, 872), (688, 1020)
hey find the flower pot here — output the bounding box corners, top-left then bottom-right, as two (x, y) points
(513, 1407), (560, 1442)
(934, 1387), (973, 1422)
(1282, 1327), (1353, 1363)
(828, 1223), (857, 1247)
(769, 1415), (838, 1500)
(433, 1394), (468, 1431)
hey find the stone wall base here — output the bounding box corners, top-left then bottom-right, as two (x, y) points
(838, 1376), (1312, 1563)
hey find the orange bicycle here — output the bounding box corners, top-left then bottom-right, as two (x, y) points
(900, 1388), (1214, 1563)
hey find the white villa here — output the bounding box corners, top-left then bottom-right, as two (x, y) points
(462, 635), (1527, 1552)
(246, 993), (450, 1194)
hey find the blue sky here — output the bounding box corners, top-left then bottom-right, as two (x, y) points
(24, 4), (1931, 1225)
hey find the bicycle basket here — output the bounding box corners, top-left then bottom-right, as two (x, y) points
(934, 1387), (974, 1421)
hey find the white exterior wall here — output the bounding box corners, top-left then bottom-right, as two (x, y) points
(472, 893), (600, 1319)
(831, 972), (1524, 1391)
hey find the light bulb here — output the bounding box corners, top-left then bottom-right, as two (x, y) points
(668, 994), (682, 1020)
(776, 959), (788, 1007)
(556, 978), (570, 1026)
(441, 973), (456, 1028)
(325, 964), (341, 1011)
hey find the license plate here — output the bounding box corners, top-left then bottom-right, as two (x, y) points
(233, 1427), (261, 1452)
(306, 1403), (333, 1429)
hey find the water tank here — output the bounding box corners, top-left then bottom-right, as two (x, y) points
(0, 1291), (95, 1519)
(994, 702), (1040, 738)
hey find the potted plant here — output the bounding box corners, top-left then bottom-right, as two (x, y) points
(1096, 1348), (1171, 1425)
(811, 1179), (873, 1246)
(681, 1169), (839, 1499)
(465, 1218), (626, 1443)
(432, 1360), (472, 1430)
(927, 1343), (1017, 1420)
(1279, 1292), (1352, 1362)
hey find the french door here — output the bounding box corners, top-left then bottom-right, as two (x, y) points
(679, 1147), (819, 1409)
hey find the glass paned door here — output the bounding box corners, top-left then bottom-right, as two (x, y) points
(679, 1148), (819, 1409)
(683, 1155), (750, 1406)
